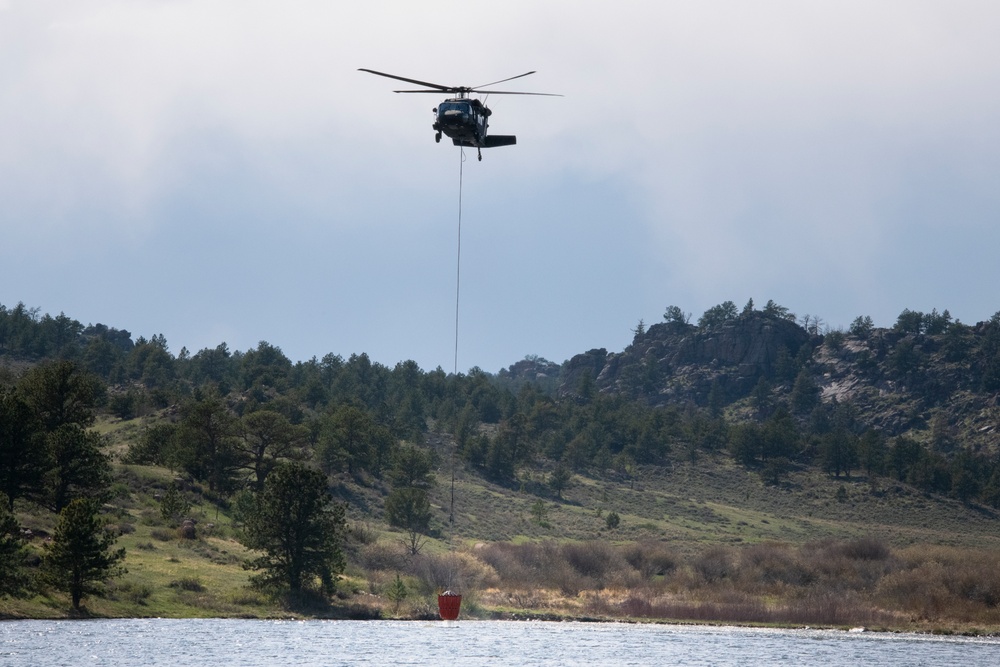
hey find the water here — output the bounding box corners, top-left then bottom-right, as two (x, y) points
(3, 619), (1000, 666)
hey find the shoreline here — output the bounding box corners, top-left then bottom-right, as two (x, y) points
(4, 607), (999, 638)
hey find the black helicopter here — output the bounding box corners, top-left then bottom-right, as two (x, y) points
(359, 68), (560, 160)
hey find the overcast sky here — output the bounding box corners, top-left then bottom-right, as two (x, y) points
(3, 1), (1000, 373)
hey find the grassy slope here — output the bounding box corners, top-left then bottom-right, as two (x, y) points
(4, 415), (1000, 622)
(429, 448), (1000, 552)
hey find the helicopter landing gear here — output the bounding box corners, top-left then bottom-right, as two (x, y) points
(435, 132), (442, 143)
(477, 148), (482, 161)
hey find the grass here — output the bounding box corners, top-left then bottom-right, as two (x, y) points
(6, 418), (1000, 632)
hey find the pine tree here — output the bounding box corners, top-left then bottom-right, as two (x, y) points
(0, 495), (31, 599)
(241, 463), (346, 595)
(42, 498), (126, 610)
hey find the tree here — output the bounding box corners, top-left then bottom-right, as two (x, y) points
(385, 486), (432, 535)
(237, 410), (309, 492)
(0, 389), (46, 509)
(385, 573), (408, 613)
(241, 463), (346, 595)
(44, 424), (112, 513)
(889, 436), (922, 482)
(763, 300), (795, 321)
(663, 305), (690, 327)
(858, 429), (887, 479)
(0, 495), (31, 598)
(893, 309), (924, 335)
(790, 369), (819, 414)
(317, 405), (377, 475)
(977, 312), (1000, 392)
(387, 444), (435, 491)
(548, 464), (573, 499)
(174, 395), (241, 494)
(849, 315), (875, 339)
(923, 308), (952, 335)
(159, 483), (191, 526)
(698, 301), (738, 329)
(41, 498), (126, 610)
(729, 422), (763, 465)
(18, 360), (101, 433)
(761, 406), (799, 461)
(822, 422), (858, 478)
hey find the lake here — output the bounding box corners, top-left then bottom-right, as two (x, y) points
(3, 619), (1000, 666)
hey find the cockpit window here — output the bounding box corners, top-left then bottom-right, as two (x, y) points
(438, 102), (471, 115)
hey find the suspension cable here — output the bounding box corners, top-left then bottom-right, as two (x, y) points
(453, 147), (466, 375)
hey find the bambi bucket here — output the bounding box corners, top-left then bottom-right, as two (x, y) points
(437, 592), (462, 621)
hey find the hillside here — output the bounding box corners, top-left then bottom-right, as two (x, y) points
(3, 299), (1000, 629)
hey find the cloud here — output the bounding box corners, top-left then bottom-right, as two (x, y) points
(3, 1), (1000, 370)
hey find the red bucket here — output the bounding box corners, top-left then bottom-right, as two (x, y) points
(437, 592), (462, 621)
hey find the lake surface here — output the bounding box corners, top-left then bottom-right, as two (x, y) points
(3, 619), (1000, 666)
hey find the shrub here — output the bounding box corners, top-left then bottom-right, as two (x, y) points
(359, 542), (408, 572)
(169, 577), (205, 592)
(739, 542), (815, 589)
(839, 537), (891, 561)
(693, 546), (734, 584)
(347, 522), (379, 546)
(561, 541), (623, 586)
(409, 551), (499, 596)
(622, 540), (678, 578)
(149, 528), (173, 542)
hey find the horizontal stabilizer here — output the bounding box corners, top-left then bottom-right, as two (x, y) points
(484, 135), (516, 148)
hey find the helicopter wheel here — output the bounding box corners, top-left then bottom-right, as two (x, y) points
(477, 148), (482, 161)
(435, 132), (441, 143)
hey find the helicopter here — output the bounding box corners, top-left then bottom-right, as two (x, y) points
(359, 68), (560, 160)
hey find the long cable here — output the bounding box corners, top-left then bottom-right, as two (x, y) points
(453, 148), (466, 375)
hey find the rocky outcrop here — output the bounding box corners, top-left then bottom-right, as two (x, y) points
(559, 313), (811, 406)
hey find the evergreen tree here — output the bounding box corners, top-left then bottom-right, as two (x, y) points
(548, 464), (572, 499)
(663, 305), (690, 327)
(0, 496), (31, 598)
(317, 405), (376, 475)
(858, 429), (887, 479)
(41, 498), (126, 610)
(174, 395), (241, 494)
(237, 409), (309, 492)
(18, 360), (101, 433)
(0, 389), (46, 509)
(849, 315), (875, 338)
(698, 301), (738, 329)
(159, 483), (191, 526)
(44, 424), (112, 513)
(790, 369), (820, 415)
(384, 486), (432, 534)
(241, 463), (346, 595)
(763, 300), (795, 321)
(388, 444), (435, 490)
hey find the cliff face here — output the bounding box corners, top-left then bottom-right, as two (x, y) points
(547, 312), (1000, 452)
(560, 313), (812, 406)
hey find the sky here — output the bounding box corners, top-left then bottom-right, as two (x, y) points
(3, 1), (1000, 374)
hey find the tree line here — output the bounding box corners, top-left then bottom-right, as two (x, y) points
(5, 299), (1000, 607)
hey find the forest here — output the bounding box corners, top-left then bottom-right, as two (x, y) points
(2, 299), (1000, 628)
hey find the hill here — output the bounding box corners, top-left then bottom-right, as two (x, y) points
(3, 299), (1000, 629)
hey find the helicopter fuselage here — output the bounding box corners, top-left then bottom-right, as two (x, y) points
(432, 98), (515, 149)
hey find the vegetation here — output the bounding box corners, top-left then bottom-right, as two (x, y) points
(240, 463), (346, 597)
(41, 498), (126, 610)
(3, 298), (1000, 632)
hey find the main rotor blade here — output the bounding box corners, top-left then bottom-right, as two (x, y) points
(358, 68), (453, 92)
(473, 71), (537, 89)
(393, 88), (562, 96)
(471, 90), (564, 97)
